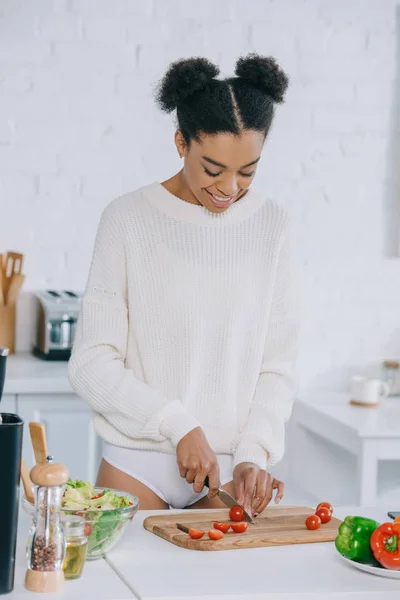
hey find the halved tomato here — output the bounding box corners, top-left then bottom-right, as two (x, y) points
(189, 528), (205, 540)
(208, 528), (224, 540)
(230, 522), (248, 534)
(213, 522), (230, 533)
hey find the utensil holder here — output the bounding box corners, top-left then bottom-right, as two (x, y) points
(0, 413), (23, 595)
(0, 305), (16, 354)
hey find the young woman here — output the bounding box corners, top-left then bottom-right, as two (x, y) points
(69, 54), (298, 517)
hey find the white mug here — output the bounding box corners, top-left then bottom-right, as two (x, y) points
(350, 376), (390, 406)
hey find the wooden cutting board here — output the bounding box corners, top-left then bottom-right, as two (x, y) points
(144, 506), (341, 551)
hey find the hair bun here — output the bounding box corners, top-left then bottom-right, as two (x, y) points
(156, 57), (219, 113)
(235, 54), (289, 103)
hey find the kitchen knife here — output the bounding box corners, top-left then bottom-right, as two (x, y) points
(204, 476), (255, 524)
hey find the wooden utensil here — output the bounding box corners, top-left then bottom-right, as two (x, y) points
(144, 506), (342, 551)
(20, 459), (34, 504)
(0, 254), (4, 306)
(6, 273), (25, 306)
(2, 252), (24, 300)
(29, 422), (49, 464)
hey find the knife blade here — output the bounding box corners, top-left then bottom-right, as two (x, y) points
(204, 476), (255, 524)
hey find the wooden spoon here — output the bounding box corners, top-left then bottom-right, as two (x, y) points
(20, 459), (34, 504)
(3, 252), (24, 300)
(0, 254), (4, 306)
(29, 422), (49, 464)
(6, 273), (25, 306)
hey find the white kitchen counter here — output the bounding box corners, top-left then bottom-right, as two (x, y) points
(3, 353), (72, 394)
(293, 392), (400, 505)
(9, 512), (134, 600)
(105, 506), (400, 600)
(9, 507), (400, 599)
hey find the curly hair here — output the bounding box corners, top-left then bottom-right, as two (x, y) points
(155, 54), (289, 144)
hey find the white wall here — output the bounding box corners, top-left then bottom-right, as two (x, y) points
(1, 0), (400, 391)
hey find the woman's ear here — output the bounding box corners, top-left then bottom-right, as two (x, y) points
(174, 130), (187, 159)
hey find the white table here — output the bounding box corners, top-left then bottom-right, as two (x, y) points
(294, 392), (400, 506)
(9, 507), (400, 599)
(105, 506), (399, 600)
(9, 512), (134, 599)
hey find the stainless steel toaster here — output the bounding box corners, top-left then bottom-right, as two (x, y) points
(33, 290), (81, 360)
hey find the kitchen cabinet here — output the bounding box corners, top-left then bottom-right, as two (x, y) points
(18, 394), (102, 482)
(1, 394), (17, 414)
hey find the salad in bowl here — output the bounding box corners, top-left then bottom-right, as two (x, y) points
(23, 478), (139, 560)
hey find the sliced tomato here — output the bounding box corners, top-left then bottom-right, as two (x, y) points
(189, 528), (205, 540)
(230, 522), (248, 534)
(84, 523), (92, 536)
(316, 502), (333, 514)
(208, 528), (224, 540)
(213, 522), (230, 533)
(306, 515), (321, 531)
(315, 507), (332, 524)
(229, 505), (245, 522)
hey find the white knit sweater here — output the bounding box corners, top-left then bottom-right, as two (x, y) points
(69, 182), (298, 471)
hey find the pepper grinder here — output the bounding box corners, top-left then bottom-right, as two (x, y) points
(25, 458), (69, 593)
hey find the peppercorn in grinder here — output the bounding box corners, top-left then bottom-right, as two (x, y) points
(25, 458), (69, 593)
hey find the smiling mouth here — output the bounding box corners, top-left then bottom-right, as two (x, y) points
(206, 190), (239, 204)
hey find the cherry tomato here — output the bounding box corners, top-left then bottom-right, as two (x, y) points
(229, 505), (245, 522)
(208, 528), (224, 540)
(84, 523), (92, 536)
(230, 522), (248, 534)
(315, 507), (332, 524)
(213, 522), (230, 533)
(394, 517), (400, 524)
(306, 515), (321, 531)
(189, 528), (205, 540)
(316, 502), (333, 515)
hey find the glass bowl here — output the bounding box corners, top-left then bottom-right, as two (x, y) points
(22, 487), (139, 560)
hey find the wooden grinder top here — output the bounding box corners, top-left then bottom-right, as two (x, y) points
(30, 461), (69, 487)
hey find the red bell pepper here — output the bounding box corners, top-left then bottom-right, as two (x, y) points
(370, 522), (400, 570)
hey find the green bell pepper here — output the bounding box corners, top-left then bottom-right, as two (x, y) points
(335, 516), (380, 566)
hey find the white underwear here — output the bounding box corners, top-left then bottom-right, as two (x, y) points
(102, 442), (233, 509)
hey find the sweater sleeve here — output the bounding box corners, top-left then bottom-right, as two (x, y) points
(68, 203), (201, 447)
(232, 218), (299, 471)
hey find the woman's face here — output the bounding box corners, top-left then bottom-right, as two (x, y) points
(176, 130), (265, 213)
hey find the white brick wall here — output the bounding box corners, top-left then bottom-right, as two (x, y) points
(1, 0), (400, 392)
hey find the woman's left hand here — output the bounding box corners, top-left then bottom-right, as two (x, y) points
(233, 462), (284, 517)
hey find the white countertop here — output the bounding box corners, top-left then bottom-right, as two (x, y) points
(297, 391), (400, 439)
(9, 512), (134, 599)
(9, 506), (400, 599)
(108, 506), (398, 599)
(3, 354), (72, 395)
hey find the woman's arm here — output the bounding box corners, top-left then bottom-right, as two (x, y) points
(69, 202), (201, 447)
(232, 216), (299, 471)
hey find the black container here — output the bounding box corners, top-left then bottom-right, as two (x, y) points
(0, 414), (23, 595)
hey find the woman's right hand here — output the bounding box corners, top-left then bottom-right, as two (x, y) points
(176, 427), (220, 497)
